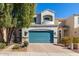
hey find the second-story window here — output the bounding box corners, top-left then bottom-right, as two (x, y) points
(44, 17), (50, 20)
(43, 15), (52, 21)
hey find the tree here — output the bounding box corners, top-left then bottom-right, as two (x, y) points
(14, 3), (36, 28)
(0, 3), (4, 42)
(0, 3), (36, 43)
(0, 3), (13, 43)
(11, 3), (36, 43)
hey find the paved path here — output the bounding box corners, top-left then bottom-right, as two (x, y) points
(0, 44), (79, 56)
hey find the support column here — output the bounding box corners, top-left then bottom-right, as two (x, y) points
(61, 29), (64, 39)
(22, 28), (28, 44)
(53, 29), (58, 44)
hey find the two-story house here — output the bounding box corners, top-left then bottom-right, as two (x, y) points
(22, 9), (58, 44)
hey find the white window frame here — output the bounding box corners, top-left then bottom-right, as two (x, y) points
(74, 16), (79, 28)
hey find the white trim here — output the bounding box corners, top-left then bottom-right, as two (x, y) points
(74, 16), (79, 28)
(29, 42), (57, 44)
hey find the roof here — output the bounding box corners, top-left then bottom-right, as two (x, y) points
(30, 24), (58, 27)
(65, 14), (79, 20)
(29, 29), (53, 31)
(41, 9), (55, 13)
(73, 14), (79, 16)
(55, 18), (65, 20)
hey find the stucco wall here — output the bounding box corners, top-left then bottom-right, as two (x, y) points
(41, 10), (55, 25)
(65, 16), (74, 37)
(73, 27), (79, 37)
(65, 15), (79, 37)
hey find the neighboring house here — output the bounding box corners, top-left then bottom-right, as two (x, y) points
(58, 14), (79, 41)
(64, 14), (79, 37)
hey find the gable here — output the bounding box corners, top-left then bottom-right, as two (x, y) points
(41, 10), (54, 16)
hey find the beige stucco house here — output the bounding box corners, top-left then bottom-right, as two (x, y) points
(65, 14), (79, 37)
(58, 14), (79, 41)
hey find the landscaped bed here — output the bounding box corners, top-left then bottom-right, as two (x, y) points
(12, 47), (27, 52)
(11, 41), (29, 52)
(0, 42), (7, 50)
(59, 37), (79, 52)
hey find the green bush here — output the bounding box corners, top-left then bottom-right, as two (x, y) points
(12, 44), (20, 49)
(73, 37), (79, 43)
(0, 43), (6, 49)
(61, 37), (71, 46)
(23, 41), (29, 47)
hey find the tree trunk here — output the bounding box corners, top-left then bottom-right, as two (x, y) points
(7, 27), (15, 44)
(7, 28), (10, 43)
(0, 28), (4, 42)
(3, 27), (7, 43)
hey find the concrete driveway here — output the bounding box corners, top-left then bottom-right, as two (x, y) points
(26, 44), (79, 56)
(0, 44), (79, 56)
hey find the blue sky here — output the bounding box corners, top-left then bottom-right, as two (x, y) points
(36, 3), (79, 18)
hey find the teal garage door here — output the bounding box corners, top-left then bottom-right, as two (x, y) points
(29, 31), (54, 43)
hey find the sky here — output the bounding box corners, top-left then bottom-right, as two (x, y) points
(36, 3), (79, 18)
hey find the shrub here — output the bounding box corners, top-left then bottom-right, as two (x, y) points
(23, 41), (29, 47)
(0, 43), (6, 49)
(12, 44), (20, 49)
(73, 37), (79, 43)
(72, 37), (79, 49)
(61, 37), (79, 49)
(61, 37), (71, 46)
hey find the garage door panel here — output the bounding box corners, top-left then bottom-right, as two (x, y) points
(29, 31), (53, 43)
